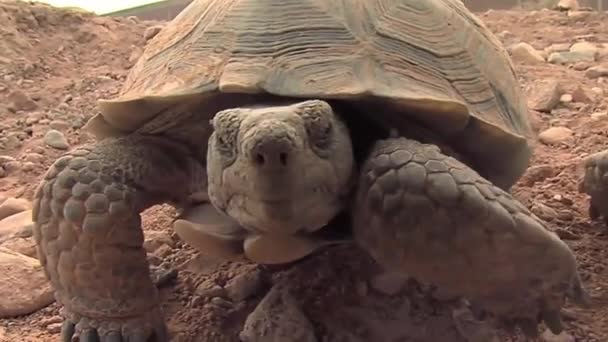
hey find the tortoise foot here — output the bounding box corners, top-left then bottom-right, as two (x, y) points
(353, 137), (589, 337)
(31, 136), (202, 342)
(174, 203), (347, 264)
(61, 308), (167, 342)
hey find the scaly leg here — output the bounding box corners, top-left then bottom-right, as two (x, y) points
(579, 149), (608, 226)
(353, 138), (589, 337)
(33, 135), (205, 342)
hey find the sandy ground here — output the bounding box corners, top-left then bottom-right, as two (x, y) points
(1, 1), (608, 341)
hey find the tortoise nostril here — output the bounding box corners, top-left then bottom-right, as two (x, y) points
(279, 152), (288, 166)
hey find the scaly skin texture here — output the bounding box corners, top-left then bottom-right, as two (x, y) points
(32, 135), (206, 342)
(579, 149), (608, 225)
(207, 100), (354, 235)
(353, 138), (589, 338)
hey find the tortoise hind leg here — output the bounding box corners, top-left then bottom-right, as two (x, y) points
(352, 137), (589, 338)
(33, 135), (205, 342)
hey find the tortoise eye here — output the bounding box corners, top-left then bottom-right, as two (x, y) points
(212, 109), (243, 157)
(305, 116), (333, 150)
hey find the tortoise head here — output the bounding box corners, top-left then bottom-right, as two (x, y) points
(206, 99), (355, 235)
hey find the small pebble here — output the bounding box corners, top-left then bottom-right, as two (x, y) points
(46, 322), (62, 334)
(43, 130), (69, 150)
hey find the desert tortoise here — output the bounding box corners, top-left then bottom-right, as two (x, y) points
(32, 0), (589, 340)
(579, 150), (608, 225)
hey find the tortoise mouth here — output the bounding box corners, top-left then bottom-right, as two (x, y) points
(225, 192), (343, 235)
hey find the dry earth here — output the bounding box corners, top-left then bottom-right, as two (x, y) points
(1, 1), (608, 341)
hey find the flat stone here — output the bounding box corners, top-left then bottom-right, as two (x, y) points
(143, 230), (174, 253)
(225, 267), (264, 302)
(0, 210), (34, 244)
(570, 41), (599, 60)
(7, 90), (38, 112)
(1, 237), (37, 259)
(548, 51), (595, 64)
(0, 197), (31, 221)
(240, 285), (316, 342)
(529, 79), (563, 112)
(586, 66), (608, 79)
(509, 42), (545, 64)
(591, 112), (608, 121)
(538, 127), (573, 145)
(48, 120), (70, 131)
(0, 247), (54, 318)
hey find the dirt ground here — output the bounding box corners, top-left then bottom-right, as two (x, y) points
(1, 1), (608, 341)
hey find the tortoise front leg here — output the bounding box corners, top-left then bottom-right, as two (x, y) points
(353, 138), (589, 338)
(32, 135), (206, 342)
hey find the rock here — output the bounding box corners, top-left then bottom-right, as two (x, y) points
(591, 87), (604, 96)
(48, 119), (70, 131)
(21, 162), (36, 171)
(529, 80), (563, 112)
(370, 271), (409, 296)
(43, 129), (69, 150)
(591, 112), (608, 120)
(0, 197), (31, 221)
(1, 237), (37, 259)
(3, 161), (21, 173)
(571, 86), (594, 103)
(572, 61), (592, 71)
(452, 306), (500, 342)
(555, 228), (582, 240)
(570, 41), (599, 61)
(556, 0), (579, 11)
(585, 66), (608, 79)
(240, 285), (316, 342)
(538, 127), (573, 145)
(548, 51), (595, 64)
(225, 268), (264, 302)
(23, 152), (44, 163)
(559, 94), (572, 103)
(531, 202), (559, 221)
(567, 10), (592, 20)
(0, 247), (54, 318)
(46, 322), (62, 334)
(195, 280), (226, 298)
(0, 155), (16, 164)
(541, 329), (575, 342)
(0, 210), (34, 244)
(509, 42), (545, 64)
(144, 25), (163, 41)
(522, 164), (558, 186)
(143, 230), (174, 254)
(7, 90), (38, 112)
(544, 43), (571, 55)
(39, 316), (63, 327)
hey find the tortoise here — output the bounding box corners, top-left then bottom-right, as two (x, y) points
(32, 0), (590, 341)
(580, 150), (608, 224)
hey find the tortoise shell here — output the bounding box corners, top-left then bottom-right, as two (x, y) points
(88, 0), (533, 189)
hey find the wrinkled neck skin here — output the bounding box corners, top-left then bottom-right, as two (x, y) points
(206, 99), (356, 236)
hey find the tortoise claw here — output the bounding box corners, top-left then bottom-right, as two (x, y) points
(62, 321), (76, 342)
(542, 310), (564, 335)
(80, 329), (100, 342)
